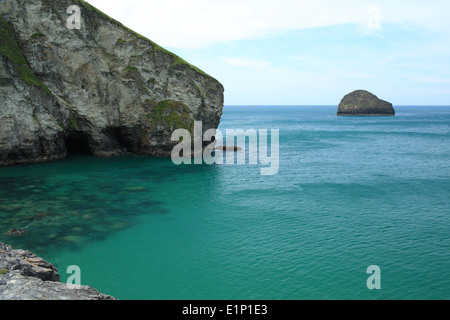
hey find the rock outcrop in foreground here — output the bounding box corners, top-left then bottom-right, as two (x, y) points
(0, 0), (224, 166)
(337, 90), (395, 116)
(0, 243), (115, 300)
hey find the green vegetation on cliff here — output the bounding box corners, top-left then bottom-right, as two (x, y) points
(0, 16), (51, 95)
(146, 100), (193, 132)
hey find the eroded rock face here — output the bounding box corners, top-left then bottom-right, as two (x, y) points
(337, 90), (395, 116)
(0, 243), (116, 300)
(0, 243), (60, 282)
(0, 0), (224, 166)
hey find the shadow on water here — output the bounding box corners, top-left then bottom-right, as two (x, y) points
(0, 154), (186, 256)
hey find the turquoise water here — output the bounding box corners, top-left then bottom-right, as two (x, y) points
(1, 106), (449, 300)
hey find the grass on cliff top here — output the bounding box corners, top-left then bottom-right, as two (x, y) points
(73, 0), (214, 80)
(0, 16), (51, 95)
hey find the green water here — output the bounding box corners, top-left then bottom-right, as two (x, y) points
(1, 106), (449, 300)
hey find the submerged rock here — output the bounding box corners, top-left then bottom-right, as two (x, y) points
(337, 90), (395, 116)
(0, 0), (224, 166)
(4, 229), (28, 237)
(0, 243), (115, 300)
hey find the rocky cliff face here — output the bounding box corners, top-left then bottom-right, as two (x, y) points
(0, 0), (224, 166)
(337, 90), (395, 116)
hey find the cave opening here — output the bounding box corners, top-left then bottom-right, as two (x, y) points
(65, 132), (92, 155)
(104, 127), (136, 153)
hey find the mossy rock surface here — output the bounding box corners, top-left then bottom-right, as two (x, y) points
(0, 0), (224, 163)
(337, 90), (395, 116)
(0, 16), (51, 95)
(145, 100), (193, 132)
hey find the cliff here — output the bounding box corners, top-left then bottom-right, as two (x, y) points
(0, 0), (224, 166)
(337, 90), (395, 116)
(0, 243), (115, 300)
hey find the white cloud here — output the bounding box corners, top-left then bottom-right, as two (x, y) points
(81, 0), (450, 104)
(86, 0), (450, 49)
(366, 5), (382, 31)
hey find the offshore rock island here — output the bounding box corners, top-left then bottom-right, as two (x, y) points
(0, 0), (224, 166)
(337, 90), (395, 116)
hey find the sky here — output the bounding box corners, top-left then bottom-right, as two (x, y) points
(86, 0), (450, 105)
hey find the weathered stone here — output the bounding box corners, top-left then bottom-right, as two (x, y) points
(0, 0), (224, 166)
(0, 243), (59, 281)
(337, 90), (395, 116)
(0, 243), (116, 300)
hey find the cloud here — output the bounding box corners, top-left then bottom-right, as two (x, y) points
(366, 5), (382, 31)
(81, 0), (450, 104)
(86, 0), (450, 49)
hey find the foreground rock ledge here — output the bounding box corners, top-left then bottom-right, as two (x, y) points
(0, 243), (116, 300)
(337, 90), (395, 116)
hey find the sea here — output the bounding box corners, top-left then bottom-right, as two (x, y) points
(0, 105), (449, 300)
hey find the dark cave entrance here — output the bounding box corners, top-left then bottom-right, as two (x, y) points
(65, 132), (92, 155)
(104, 127), (137, 153)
